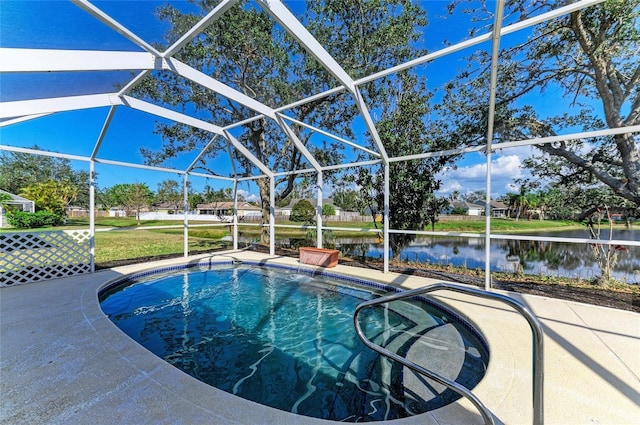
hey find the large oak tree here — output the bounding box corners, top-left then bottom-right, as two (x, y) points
(442, 0), (639, 206)
(135, 0), (428, 243)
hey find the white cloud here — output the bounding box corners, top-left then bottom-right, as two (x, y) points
(436, 152), (531, 198)
(237, 189), (260, 203)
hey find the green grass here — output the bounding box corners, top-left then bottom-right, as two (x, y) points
(70, 217), (215, 228)
(433, 218), (585, 233)
(3, 217), (633, 267)
(94, 229), (229, 265)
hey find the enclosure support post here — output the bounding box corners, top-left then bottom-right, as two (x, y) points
(183, 173), (189, 258)
(233, 178), (238, 250)
(269, 176), (275, 256)
(89, 160), (95, 273)
(317, 170), (323, 248)
(484, 0), (505, 291)
(383, 163), (390, 273)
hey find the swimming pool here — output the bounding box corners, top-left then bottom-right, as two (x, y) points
(99, 262), (489, 422)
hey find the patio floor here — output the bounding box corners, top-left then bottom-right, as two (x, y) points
(1, 250), (638, 424)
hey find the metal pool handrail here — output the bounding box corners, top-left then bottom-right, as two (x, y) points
(353, 282), (544, 425)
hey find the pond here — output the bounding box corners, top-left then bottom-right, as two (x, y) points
(264, 228), (640, 284)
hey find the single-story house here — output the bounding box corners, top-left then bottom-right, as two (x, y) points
(154, 201), (182, 214)
(108, 207), (127, 217)
(276, 198), (342, 216)
(0, 189), (35, 227)
(196, 201), (262, 218)
(489, 200), (508, 217)
(445, 200), (485, 216)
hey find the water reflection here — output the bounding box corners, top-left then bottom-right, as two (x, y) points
(255, 229), (640, 284)
(364, 230), (640, 284)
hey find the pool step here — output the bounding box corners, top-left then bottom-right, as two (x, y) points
(367, 301), (467, 413)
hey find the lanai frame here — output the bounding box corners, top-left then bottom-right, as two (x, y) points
(1, 0), (638, 286)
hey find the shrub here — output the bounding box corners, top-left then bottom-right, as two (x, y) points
(6, 211), (64, 228)
(290, 200), (315, 222)
(322, 204), (336, 216)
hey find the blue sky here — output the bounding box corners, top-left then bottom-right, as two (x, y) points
(0, 0), (590, 202)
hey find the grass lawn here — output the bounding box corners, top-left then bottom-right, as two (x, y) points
(3, 216), (633, 267)
(434, 218), (585, 233)
(94, 229), (230, 266)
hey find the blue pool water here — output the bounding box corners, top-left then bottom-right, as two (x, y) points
(100, 265), (489, 422)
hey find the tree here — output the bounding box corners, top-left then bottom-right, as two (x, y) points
(290, 199), (315, 222)
(105, 183), (154, 225)
(0, 147), (90, 207)
(188, 193), (204, 210)
(202, 186), (233, 203)
(332, 189), (365, 214)
(586, 205), (625, 286)
(425, 195), (449, 231)
(156, 179), (183, 212)
(321, 204), (336, 216)
(540, 182), (633, 221)
(462, 191), (486, 205)
(0, 193), (12, 209)
(137, 0), (428, 244)
(443, 0), (639, 206)
(19, 180), (78, 216)
(356, 71), (457, 259)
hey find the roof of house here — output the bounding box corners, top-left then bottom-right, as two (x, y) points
(197, 201), (261, 210)
(280, 198), (339, 209)
(449, 200), (485, 210)
(490, 200), (507, 209)
(154, 201), (181, 209)
(0, 189), (33, 203)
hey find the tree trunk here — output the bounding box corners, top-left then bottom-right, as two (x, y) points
(256, 178), (270, 245)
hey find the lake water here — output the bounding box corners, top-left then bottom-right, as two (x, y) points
(264, 228), (639, 284)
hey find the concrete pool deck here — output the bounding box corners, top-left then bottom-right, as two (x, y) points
(1, 250), (638, 424)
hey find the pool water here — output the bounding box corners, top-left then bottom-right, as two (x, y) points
(100, 265), (488, 422)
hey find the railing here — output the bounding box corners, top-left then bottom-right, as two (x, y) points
(0, 230), (91, 286)
(354, 282), (544, 425)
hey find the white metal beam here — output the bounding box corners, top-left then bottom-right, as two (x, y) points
(316, 170), (323, 248)
(0, 94), (120, 119)
(185, 135), (220, 173)
(390, 125), (640, 163)
(0, 113), (52, 128)
(118, 70), (152, 96)
(274, 115), (322, 171)
(89, 160), (95, 272)
(93, 157), (185, 174)
(383, 163), (390, 273)
(183, 174), (189, 258)
(223, 130), (274, 178)
(91, 106), (117, 159)
(164, 58), (277, 119)
(257, 0), (356, 94)
(272, 168), (316, 177)
(0, 48), (158, 73)
(278, 113), (382, 158)
(71, 0), (163, 57)
(164, 0), (240, 57)
(353, 88), (389, 164)
(120, 95), (224, 135)
(357, 0), (605, 85)
(0, 144), (90, 162)
(269, 176), (275, 255)
(189, 171), (236, 181)
(484, 0), (506, 292)
(321, 159), (383, 171)
(223, 86), (347, 131)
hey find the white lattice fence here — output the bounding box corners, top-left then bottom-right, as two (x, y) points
(0, 230), (91, 286)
